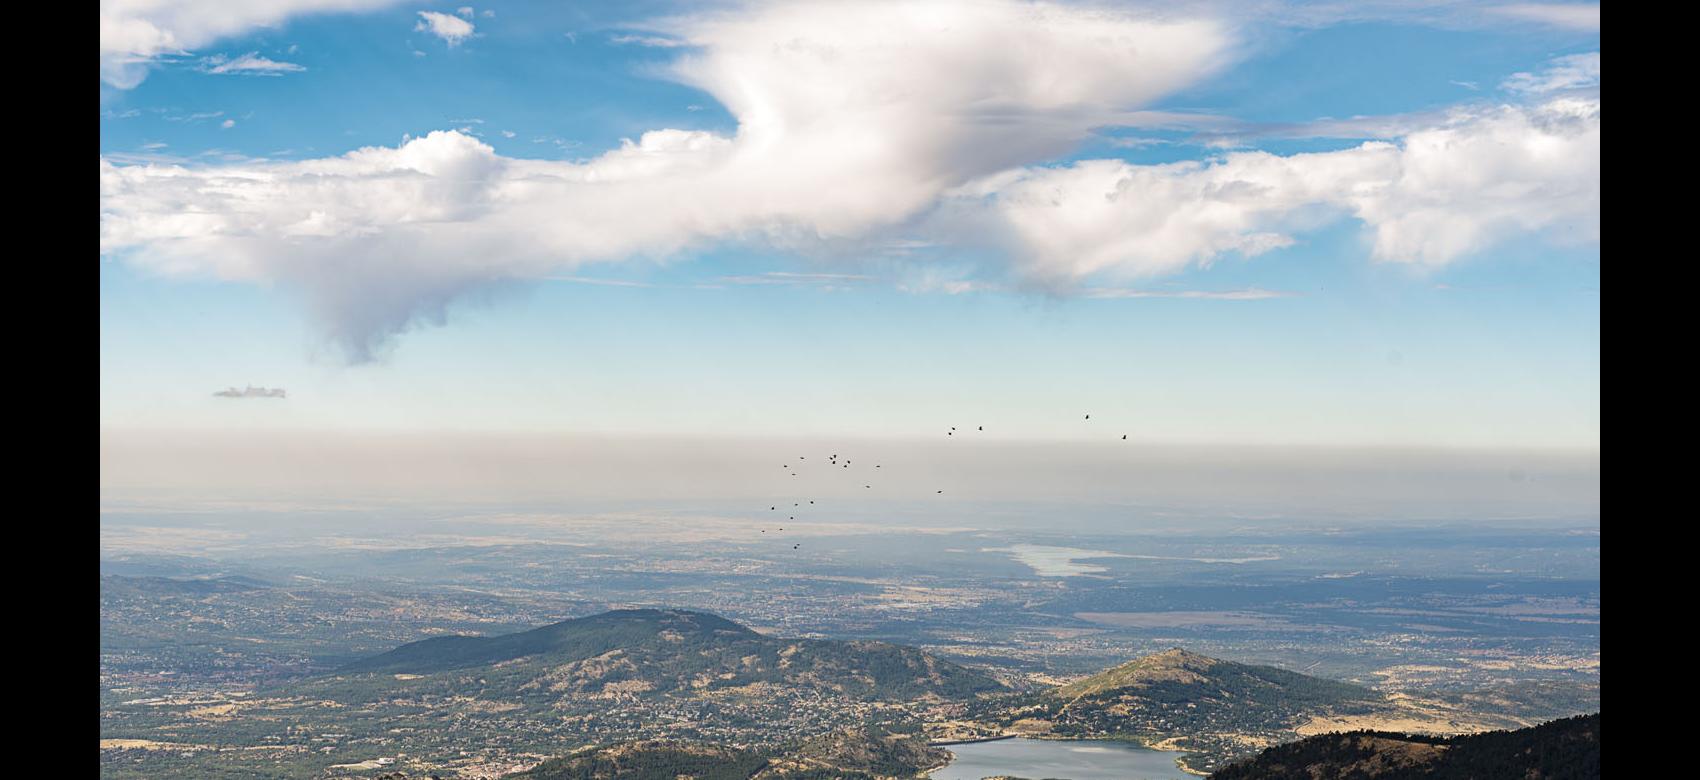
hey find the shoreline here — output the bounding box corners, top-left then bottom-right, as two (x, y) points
(929, 734), (1018, 747)
(924, 734), (1201, 778)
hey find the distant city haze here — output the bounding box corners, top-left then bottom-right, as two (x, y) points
(99, 429), (1597, 518)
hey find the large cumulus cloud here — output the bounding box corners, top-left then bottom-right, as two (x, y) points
(98, 0), (1600, 361)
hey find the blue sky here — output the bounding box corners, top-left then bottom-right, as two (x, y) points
(98, 1), (1600, 449)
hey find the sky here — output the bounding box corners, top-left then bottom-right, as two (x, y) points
(98, 0), (1600, 453)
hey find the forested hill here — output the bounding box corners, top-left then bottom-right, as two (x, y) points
(1210, 712), (1601, 780)
(333, 607), (1005, 702)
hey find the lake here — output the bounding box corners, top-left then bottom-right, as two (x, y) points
(990, 544), (1128, 577)
(931, 737), (1194, 780)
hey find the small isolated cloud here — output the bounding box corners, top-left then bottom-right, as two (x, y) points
(1081, 287), (1295, 300)
(416, 10), (474, 45)
(213, 385), (286, 398)
(716, 272), (877, 286)
(1488, 3), (1600, 30)
(609, 34), (688, 48)
(1502, 52), (1599, 95)
(455, 6), (473, 18)
(201, 51), (306, 76)
(220, 119), (235, 129)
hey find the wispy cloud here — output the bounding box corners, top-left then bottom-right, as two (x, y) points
(213, 385), (286, 399)
(609, 34), (689, 48)
(1502, 52), (1600, 94)
(1488, 3), (1601, 31)
(99, 0), (399, 89)
(544, 275), (654, 288)
(716, 272), (877, 286)
(200, 51), (305, 76)
(1081, 287), (1296, 301)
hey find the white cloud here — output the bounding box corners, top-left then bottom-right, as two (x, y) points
(1082, 287), (1294, 300)
(1502, 52), (1599, 94)
(102, 0), (1232, 359)
(609, 34), (689, 48)
(415, 10), (474, 45)
(220, 118), (236, 128)
(940, 97), (1599, 282)
(99, 0), (398, 88)
(201, 51), (307, 75)
(213, 385), (286, 398)
(98, 1), (1600, 362)
(1488, 3), (1601, 30)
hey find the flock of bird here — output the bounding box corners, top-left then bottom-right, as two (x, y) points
(760, 415), (1127, 550)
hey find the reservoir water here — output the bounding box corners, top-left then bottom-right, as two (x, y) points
(931, 737), (1193, 780)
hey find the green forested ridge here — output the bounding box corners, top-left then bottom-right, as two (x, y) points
(517, 726), (948, 780)
(1210, 713), (1600, 780)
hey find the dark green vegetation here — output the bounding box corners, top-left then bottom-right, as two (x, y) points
(517, 727), (947, 780)
(1210, 713), (1600, 779)
(519, 742), (768, 780)
(102, 574), (271, 596)
(328, 608), (1004, 701)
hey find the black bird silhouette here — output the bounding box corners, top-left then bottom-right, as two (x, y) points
(1122, 434), (1127, 440)
(936, 490), (943, 494)
(1085, 414), (1091, 420)
(978, 426), (983, 431)
(793, 544), (799, 549)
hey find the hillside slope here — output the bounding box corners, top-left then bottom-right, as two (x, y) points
(965, 648), (1379, 773)
(325, 608), (1004, 703)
